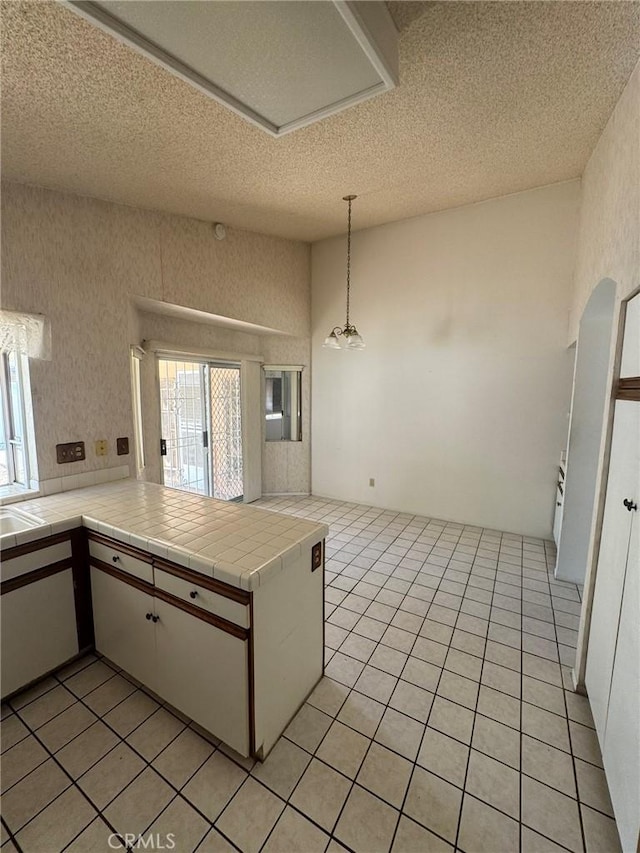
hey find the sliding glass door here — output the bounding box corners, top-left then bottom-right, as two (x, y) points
(158, 358), (243, 500)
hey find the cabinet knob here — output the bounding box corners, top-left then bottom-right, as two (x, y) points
(623, 498), (638, 512)
(146, 612), (152, 620)
(112, 555), (120, 563)
(557, 502), (562, 507)
(190, 590), (198, 599)
(152, 614), (160, 623)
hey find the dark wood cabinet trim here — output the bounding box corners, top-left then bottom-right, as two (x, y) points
(154, 586), (249, 640)
(1, 530), (72, 561)
(249, 594), (255, 756)
(71, 528), (94, 651)
(87, 531), (154, 563)
(90, 557), (155, 596)
(616, 376), (640, 401)
(154, 557), (250, 605)
(1, 558), (73, 595)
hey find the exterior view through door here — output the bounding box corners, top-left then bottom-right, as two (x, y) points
(158, 358), (243, 501)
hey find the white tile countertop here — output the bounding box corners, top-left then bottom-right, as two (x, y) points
(0, 481), (328, 591)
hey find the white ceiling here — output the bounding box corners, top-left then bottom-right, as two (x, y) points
(2, 1), (639, 242)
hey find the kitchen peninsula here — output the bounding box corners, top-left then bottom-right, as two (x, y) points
(0, 480), (327, 759)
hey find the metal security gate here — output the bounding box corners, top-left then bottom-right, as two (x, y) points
(158, 358), (243, 500)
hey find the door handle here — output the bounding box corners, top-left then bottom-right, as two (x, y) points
(623, 498), (638, 512)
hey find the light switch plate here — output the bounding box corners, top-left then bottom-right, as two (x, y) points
(56, 441), (85, 464)
(95, 440), (108, 456)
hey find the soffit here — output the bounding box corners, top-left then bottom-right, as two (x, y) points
(2, 1), (639, 242)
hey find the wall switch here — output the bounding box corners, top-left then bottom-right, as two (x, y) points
(56, 442), (85, 464)
(116, 437), (130, 456)
(95, 440), (108, 456)
(369, 478), (375, 487)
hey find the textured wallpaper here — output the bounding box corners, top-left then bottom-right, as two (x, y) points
(1, 182), (311, 488)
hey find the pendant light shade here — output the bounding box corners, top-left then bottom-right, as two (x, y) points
(323, 195), (365, 350)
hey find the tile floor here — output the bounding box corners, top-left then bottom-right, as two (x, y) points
(0, 496), (620, 853)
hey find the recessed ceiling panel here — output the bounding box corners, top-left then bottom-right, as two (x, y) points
(65, 0), (398, 135)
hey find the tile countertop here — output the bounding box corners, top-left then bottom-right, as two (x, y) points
(0, 481), (328, 591)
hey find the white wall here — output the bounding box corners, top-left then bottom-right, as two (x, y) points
(311, 182), (579, 537)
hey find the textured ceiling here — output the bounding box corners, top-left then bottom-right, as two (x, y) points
(2, 1), (639, 242)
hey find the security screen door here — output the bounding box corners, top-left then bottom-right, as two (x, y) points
(158, 358), (243, 500)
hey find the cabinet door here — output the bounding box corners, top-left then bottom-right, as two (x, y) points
(154, 598), (250, 756)
(1, 568), (79, 698)
(90, 567), (156, 691)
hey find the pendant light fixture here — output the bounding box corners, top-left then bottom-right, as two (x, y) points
(323, 195), (365, 350)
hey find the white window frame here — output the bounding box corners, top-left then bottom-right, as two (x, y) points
(0, 350), (36, 490)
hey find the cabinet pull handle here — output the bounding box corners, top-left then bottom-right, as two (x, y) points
(112, 555), (120, 563)
(623, 498), (638, 512)
(152, 614), (160, 623)
(190, 590), (198, 599)
(146, 612), (153, 620)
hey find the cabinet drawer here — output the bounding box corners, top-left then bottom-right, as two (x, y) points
(155, 567), (250, 629)
(89, 539), (153, 585)
(1, 539), (72, 583)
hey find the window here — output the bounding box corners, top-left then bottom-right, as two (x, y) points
(0, 350), (35, 489)
(264, 366), (302, 442)
(130, 346), (145, 475)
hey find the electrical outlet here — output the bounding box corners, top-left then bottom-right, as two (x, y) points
(95, 440), (108, 456)
(369, 478), (375, 487)
(56, 442), (85, 464)
(116, 437), (129, 456)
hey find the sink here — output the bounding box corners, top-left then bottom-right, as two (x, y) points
(0, 507), (46, 537)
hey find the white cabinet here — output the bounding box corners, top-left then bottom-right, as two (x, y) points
(1, 568), (79, 698)
(155, 598), (249, 755)
(90, 566), (157, 691)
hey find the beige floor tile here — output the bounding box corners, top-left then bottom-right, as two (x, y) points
(0, 758), (70, 832)
(146, 795), (210, 852)
(216, 778), (284, 853)
(522, 735), (576, 796)
(472, 715), (520, 769)
(404, 767), (462, 843)
(417, 727), (468, 788)
(251, 737), (310, 799)
(78, 742), (145, 809)
(445, 648), (483, 682)
(262, 806), (329, 853)
(428, 696), (474, 745)
(55, 655), (99, 681)
(55, 721), (120, 778)
(436, 670), (478, 711)
(182, 751), (246, 821)
(0, 714), (29, 753)
(8, 677), (58, 711)
(457, 793), (520, 853)
(64, 661), (116, 698)
(326, 623), (349, 650)
(83, 673), (137, 716)
(307, 677), (350, 717)
(335, 784), (399, 853)
(374, 707), (425, 761)
(419, 620), (454, 645)
(522, 653), (563, 687)
(290, 758), (351, 832)
(339, 633), (377, 662)
(564, 691), (595, 728)
(217, 741), (256, 772)
(484, 639), (521, 672)
(316, 720), (369, 778)
(392, 815), (454, 852)
(581, 803), (622, 853)
(476, 685), (520, 730)
(15, 785), (96, 853)
(390, 680), (434, 723)
(103, 690), (160, 737)
(336, 691), (385, 738)
(354, 615), (388, 642)
(402, 657), (441, 692)
(382, 625), (417, 653)
(574, 758), (614, 817)
(522, 703), (570, 752)
(390, 610), (424, 634)
(152, 727), (214, 789)
(354, 665), (398, 704)
(104, 767), (174, 836)
(198, 828), (238, 852)
(411, 637), (448, 667)
(16, 684), (75, 730)
(466, 749), (520, 819)
(357, 742), (412, 808)
(65, 816), (115, 852)
(522, 776), (583, 853)
(127, 707), (185, 761)
(569, 720), (604, 767)
(284, 703), (332, 753)
(325, 652), (365, 687)
(1, 735), (49, 791)
(369, 644), (409, 676)
(521, 826), (571, 853)
(522, 675), (566, 716)
(481, 661), (521, 698)
(37, 702), (98, 753)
